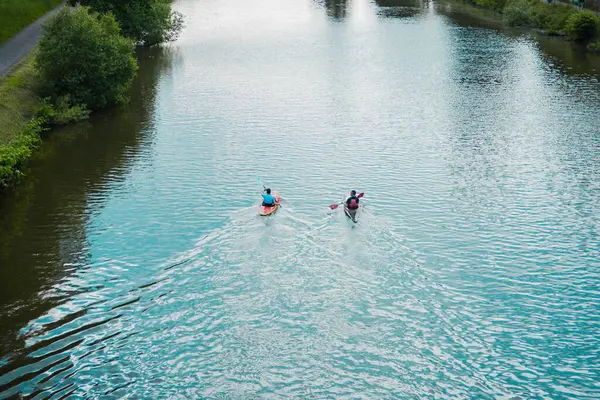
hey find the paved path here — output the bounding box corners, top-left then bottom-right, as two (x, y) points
(0, 2), (65, 76)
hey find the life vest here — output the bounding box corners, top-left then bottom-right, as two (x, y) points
(347, 196), (359, 209)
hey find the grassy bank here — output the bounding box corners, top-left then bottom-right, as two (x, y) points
(0, 56), (44, 187)
(0, 0), (63, 44)
(459, 0), (600, 51)
(0, 2), (182, 191)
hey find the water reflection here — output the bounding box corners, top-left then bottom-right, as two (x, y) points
(436, 1), (600, 76)
(375, 0), (429, 19)
(443, 26), (532, 210)
(314, 0), (350, 20)
(0, 47), (174, 359)
(532, 33), (600, 76)
(1, 0), (600, 397)
(441, 5), (600, 241)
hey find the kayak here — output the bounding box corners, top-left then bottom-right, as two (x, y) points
(258, 192), (281, 216)
(344, 204), (359, 223)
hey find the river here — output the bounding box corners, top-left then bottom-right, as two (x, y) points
(1, 0), (599, 398)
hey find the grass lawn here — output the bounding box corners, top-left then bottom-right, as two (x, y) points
(0, 0), (63, 44)
(0, 55), (40, 146)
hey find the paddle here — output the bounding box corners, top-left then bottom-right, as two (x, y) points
(330, 192), (364, 210)
(256, 177), (266, 190)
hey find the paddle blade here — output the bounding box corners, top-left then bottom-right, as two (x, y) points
(358, 192), (365, 198)
(329, 203), (340, 210)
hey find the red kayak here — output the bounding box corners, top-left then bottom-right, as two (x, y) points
(258, 192), (281, 216)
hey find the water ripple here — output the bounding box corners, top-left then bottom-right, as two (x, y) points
(1, 0), (600, 398)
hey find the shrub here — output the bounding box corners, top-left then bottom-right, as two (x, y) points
(474, 0), (507, 11)
(564, 11), (600, 43)
(587, 38), (600, 52)
(71, 0), (184, 46)
(502, 0), (578, 35)
(543, 5), (576, 35)
(0, 119), (43, 188)
(504, 0), (532, 27)
(37, 96), (90, 125)
(36, 7), (137, 110)
(527, 2), (552, 29)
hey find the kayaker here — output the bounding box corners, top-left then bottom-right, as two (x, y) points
(262, 188), (278, 207)
(346, 190), (360, 210)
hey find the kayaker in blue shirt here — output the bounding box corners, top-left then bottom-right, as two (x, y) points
(262, 188), (277, 206)
(346, 190), (360, 209)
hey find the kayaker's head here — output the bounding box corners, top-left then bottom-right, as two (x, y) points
(266, 188), (271, 194)
(350, 190), (356, 196)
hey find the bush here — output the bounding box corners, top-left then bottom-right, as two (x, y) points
(564, 11), (600, 43)
(0, 119), (43, 188)
(36, 7), (137, 110)
(37, 96), (90, 125)
(503, 0), (578, 35)
(504, 0), (532, 26)
(474, 0), (507, 11)
(543, 5), (576, 35)
(525, 2), (576, 35)
(527, 2), (552, 29)
(71, 0), (184, 46)
(587, 38), (600, 52)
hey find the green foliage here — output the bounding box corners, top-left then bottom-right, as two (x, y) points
(37, 97), (90, 125)
(587, 38), (600, 52)
(543, 5), (576, 35)
(72, 0), (184, 46)
(36, 7), (138, 110)
(0, 53), (91, 191)
(504, 0), (532, 26)
(0, 119), (44, 188)
(564, 11), (600, 42)
(0, 0), (63, 44)
(0, 56), (41, 147)
(502, 0), (577, 35)
(527, 2), (552, 29)
(474, 0), (507, 12)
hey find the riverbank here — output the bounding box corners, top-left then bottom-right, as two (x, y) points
(0, 1), (67, 189)
(442, 0), (600, 52)
(0, 1), (182, 191)
(0, 56), (44, 188)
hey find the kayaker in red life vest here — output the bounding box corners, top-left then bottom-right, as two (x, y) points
(346, 190), (360, 210)
(262, 188), (278, 207)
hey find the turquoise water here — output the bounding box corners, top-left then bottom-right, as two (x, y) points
(1, 0), (600, 397)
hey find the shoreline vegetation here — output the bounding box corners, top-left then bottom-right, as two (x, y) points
(452, 0), (600, 51)
(0, 1), (183, 189)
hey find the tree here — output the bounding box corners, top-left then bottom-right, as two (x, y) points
(565, 11), (600, 43)
(36, 7), (137, 110)
(70, 0), (184, 46)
